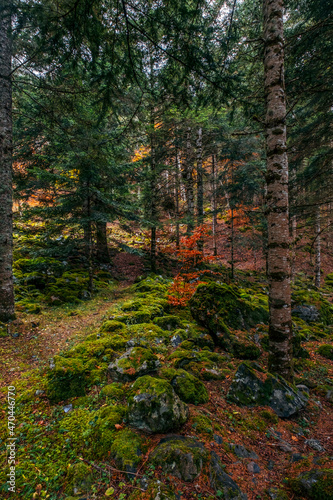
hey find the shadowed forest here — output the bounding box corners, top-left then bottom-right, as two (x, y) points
(0, 1), (332, 499)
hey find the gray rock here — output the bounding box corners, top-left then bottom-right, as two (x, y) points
(210, 451), (247, 499)
(171, 334), (182, 347)
(63, 404), (73, 413)
(267, 461), (275, 470)
(247, 462), (260, 474)
(213, 434), (223, 445)
(291, 453), (306, 463)
(227, 363), (308, 418)
(296, 384), (310, 394)
(326, 390), (333, 403)
(150, 436), (208, 482)
(35, 390), (45, 396)
(229, 444), (258, 459)
(108, 347), (161, 382)
(128, 376), (188, 433)
(304, 439), (325, 452)
(292, 305), (320, 323)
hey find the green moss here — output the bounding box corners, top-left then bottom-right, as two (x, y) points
(109, 346), (161, 381)
(292, 289), (333, 325)
(189, 282), (269, 347)
(317, 344), (333, 360)
(260, 409), (279, 424)
(47, 356), (96, 401)
(65, 462), (93, 495)
(153, 315), (186, 331)
(110, 429), (144, 469)
(288, 469), (333, 499)
(232, 339), (261, 360)
(100, 382), (125, 401)
(128, 481), (177, 500)
(160, 368), (209, 405)
(192, 413), (213, 434)
(99, 320), (126, 333)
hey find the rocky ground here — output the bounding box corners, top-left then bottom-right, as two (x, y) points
(1, 268), (333, 500)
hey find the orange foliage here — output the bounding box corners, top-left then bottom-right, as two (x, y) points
(167, 225), (220, 307)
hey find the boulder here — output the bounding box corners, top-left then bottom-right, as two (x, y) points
(189, 282), (268, 348)
(292, 305), (320, 323)
(150, 436), (209, 482)
(210, 451), (247, 499)
(108, 347), (161, 382)
(289, 469), (333, 500)
(227, 363), (308, 418)
(161, 368), (209, 404)
(229, 444), (258, 459)
(128, 376), (189, 433)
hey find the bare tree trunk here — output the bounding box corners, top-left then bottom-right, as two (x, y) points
(196, 127), (204, 250)
(175, 147), (180, 249)
(212, 154), (217, 256)
(314, 207), (321, 288)
(0, 4), (15, 322)
(263, 0), (293, 381)
(150, 109), (157, 273)
(182, 127), (194, 234)
(96, 221), (110, 264)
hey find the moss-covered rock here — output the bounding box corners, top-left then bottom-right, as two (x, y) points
(168, 347), (226, 379)
(153, 315), (186, 331)
(317, 344), (333, 360)
(99, 320), (127, 333)
(189, 282), (268, 347)
(110, 429), (144, 473)
(232, 339), (261, 360)
(128, 375), (188, 433)
(292, 289), (333, 325)
(127, 322), (169, 345)
(160, 368), (209, 404)
(65, 462), (93, 496)
(100, 382), (125, 401)
(47, 356), (96, 401)
(150, 436), (209, 482)
(288, 469), (333, 499)
(227, 362), (308, 418)
(108, 347), (161, 382)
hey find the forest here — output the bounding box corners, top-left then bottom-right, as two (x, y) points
(0, 0), (332, 499)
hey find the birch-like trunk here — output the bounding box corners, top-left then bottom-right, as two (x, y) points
(196, 127), (203, 226)
(150, 110), (157, 273)
(263, 0), (293, 381)
(182, 127), (194, 234)
(0, 4), (14, 321)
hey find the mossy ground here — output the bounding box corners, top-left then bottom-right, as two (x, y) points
(0, 270), (332, 500)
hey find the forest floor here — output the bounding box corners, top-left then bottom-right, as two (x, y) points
(1, 227), (333, 500)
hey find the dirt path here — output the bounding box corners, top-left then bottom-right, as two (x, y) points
(0, 288), (123, 392)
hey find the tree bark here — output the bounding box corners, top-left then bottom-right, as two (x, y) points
(211, 154), (217, 256)
(96, 220), (110, 264)
(182, 127), (194, 234)
(314, 207), (321, 288)
(196, 127), (204, 226)
(175, 147), (180, 249)
(263, 0), (293, 381)
(150, 109), (157, 273)
(0, 3), (15, 322)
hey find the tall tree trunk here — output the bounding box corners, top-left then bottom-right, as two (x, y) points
(212, 154), (217, 256)
(175, 147), (180, 249)
(196, 127), (204, 250)
(263, 0), (293, 381)
(150, 109), (157, 273)
(182, 127), (194, 234)
(314, 207), (321, 288)
(0, 3), (14, 322)
(96, 220), (110, 264)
